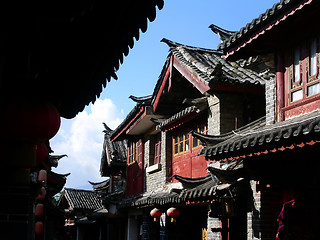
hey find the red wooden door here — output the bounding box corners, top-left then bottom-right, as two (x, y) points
(126, 139), (144, 196)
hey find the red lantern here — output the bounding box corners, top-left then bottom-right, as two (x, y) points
(38, 170), (47, 183)
(166, 207), (180, 222)
(3, 102), (61, 141)
(35, 221), (44, 235)
(35, 203), (44, 218)
(37, 187), (46, 201)
(36, 143), (48, 165)
(150, 208), (162, 222)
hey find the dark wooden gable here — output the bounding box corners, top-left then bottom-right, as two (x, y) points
(154, 62), (205, 116)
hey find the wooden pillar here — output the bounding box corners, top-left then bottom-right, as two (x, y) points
(276, 50), (285, 122)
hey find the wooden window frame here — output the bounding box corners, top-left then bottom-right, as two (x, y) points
(136, 140), (143, 165)
(173, 132), (190, 156)
(173, 122), (207, 156)
(286, 37), (320, 106)
(128, 139), (143, 165)
(128, 141), (137, 165)
(192, 124), (208, 149)
(153, 134), (161, 165)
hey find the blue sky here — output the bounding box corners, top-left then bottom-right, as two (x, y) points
(51, 0), (279, 189)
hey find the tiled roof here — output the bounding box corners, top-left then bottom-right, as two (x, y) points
(119, 175), (217, 208)
(200, 111), (320, 160)
(46, 171), (70, 197)
(110, 95), (152, 141)
(48, 154), (68, 168)
(161, 38), (267, 86)
(209, 24), (236, 41)
(101, 123), (127, 176)
(129, 95), (153, 104)
(193, 116), (266, 146)
(62, 188), (103, 210)
(218, 0), (313, 54)
(173, 174), (212, 186)
(2, 0), (164, 119)
(89, 179), (110, 191)
(207, 159), (244, 184)
(154, 97), (208, 130)
(179, 179), (217, 201)
(155, 106), (201, 130)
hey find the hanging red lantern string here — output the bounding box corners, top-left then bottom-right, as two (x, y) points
(150, 208), (162, 222)
(35, 203), (44, 218)
(166, 207), (180, 223)
(38, 169), (47, 183)
(35, 221), (44, 235)
(37, 187), (46, 201)
(36, 143), (48, 166)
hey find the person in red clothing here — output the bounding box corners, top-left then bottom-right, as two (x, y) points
(276, 185), (320, 240)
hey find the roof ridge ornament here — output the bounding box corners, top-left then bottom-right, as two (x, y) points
(129, 95), (153, 105)
(208, 24), (236, 42)
(160, 38), (223, 54)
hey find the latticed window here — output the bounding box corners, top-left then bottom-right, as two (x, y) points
(192, 124), (208, 148)
(153, 134), (161, 165)
(287, 37), (320, 103)
(128, 139), (143, 164)
(128, 141), (137, 164)
(173, 133), (190, 156)
(136, 140), (143, 164)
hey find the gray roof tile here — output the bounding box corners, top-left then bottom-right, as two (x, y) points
(161, 38), (267, 86)
(63, 188), (103, 210)
(200, 110), (320, 159)
(218, 0), (312, 53)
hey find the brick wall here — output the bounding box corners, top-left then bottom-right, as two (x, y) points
(207, 94), (220, 135)
(145, 132), (170, 193)
(265, 77), (276, 125)
(208, 91), (265, 136)
(247, 180), (262, 240)
(207, 217), (221, 240)
(220, 92), (245, 133)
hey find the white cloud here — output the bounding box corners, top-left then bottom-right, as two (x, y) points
(50, 98), (124, 189)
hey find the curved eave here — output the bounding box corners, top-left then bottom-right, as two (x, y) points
(1, 0), (164, 119)
(201, 111), (320, 160)
(221, 0), (314, 60)
(161, 39), (266, 91)
(111, 105), (146, 141)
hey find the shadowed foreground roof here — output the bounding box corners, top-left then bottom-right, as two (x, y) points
(1, 0), (164, 118)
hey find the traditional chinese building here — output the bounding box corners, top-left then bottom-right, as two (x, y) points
(100, 36), (268, 240)
(58, 188), (106, 240)
(194, 0), (320, 239)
